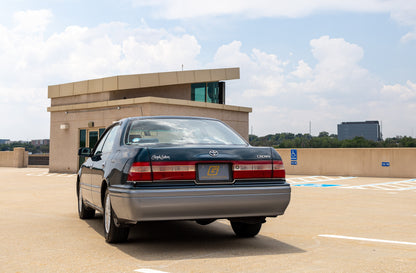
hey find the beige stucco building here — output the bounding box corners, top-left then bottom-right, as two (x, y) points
(47, 67), (252, 173)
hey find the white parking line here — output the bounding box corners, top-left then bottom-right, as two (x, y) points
(25, 172), (76, 178)
(343, 179), (416, 191)
(287, 176), (355, 184)
(319, 234), (416, 246)
(134, 269), (170, 273)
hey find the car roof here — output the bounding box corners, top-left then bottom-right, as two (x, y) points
(119, 116), (220, 123)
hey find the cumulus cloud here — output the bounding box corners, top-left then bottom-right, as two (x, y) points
(210, 36), (413, 137)
(133, 0), (416, 43)
(381, 80), (416, 102)
(133, 0), (389, 19)
(1, 8), (414, 140)
(0, 10), (202, 139)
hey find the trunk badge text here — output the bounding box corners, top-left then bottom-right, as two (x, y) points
(151, 155), (170, 160)
(209, 150), (219, 157)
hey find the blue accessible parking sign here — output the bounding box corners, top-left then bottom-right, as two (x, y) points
(291, 149), (297, 161)
(291, 149), (297, 165)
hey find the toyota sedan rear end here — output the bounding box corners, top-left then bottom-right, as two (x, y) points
(77, 116), (291, 243)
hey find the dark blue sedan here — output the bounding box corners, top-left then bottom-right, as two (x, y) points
(77, 116), (291, 243)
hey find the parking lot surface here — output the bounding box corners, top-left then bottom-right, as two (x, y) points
(1, 168), (415, 272)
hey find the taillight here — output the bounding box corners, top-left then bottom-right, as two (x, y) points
(233, 160), (285, 179)
(152, 161), (196, 180)
(127, 162), (152, 182)
(128, 161), (196, 182)
(233, 161), (273, 179)
(272, 160), (285, 178)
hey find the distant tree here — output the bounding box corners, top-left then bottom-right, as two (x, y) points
(318, 131), (329, 138)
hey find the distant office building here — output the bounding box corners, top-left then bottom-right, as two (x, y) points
(31, 139), (50, 146)
(337, 121), (381, 141)
(6, 140), (30, 144)
(0, 139), (10, 144)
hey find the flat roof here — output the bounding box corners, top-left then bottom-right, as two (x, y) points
(48, 67), (240, 99)
(47, 96), (252, 113)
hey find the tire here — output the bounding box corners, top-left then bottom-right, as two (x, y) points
(103, 189), (129, 243)
(77, 182), (95, 219)
(196, 219), (216, 225)
(230, 221), (262, 238)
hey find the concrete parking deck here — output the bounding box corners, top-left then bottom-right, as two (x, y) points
(1, 168), (415, 272)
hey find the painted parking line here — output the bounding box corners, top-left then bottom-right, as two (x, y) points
(134, 269), (170, 273)
(287, 176), (355, 184)
(287, 176), (355, 187)
(25, 172), (76, 178)
(319, 234), (416, 246)
(342, 179), (416, 191)
(293, 183), (341, 188)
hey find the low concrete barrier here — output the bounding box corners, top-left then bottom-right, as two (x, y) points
(0, 148), (28, 168)
(28, 154), (49, 166)
(276, 148), (416, 178)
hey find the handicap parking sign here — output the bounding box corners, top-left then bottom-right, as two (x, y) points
(291, 149), (297, 161)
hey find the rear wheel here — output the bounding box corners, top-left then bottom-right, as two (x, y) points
(231, 221), (262, 238)
(103, 189), (129, 243)
(195, 219), (216, 225)
(77, 183), (95, 219)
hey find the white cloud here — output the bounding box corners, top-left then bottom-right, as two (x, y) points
(132, 0), (416, 42)
(381, 80), (416, 101)
(291, 60), (312, 80)
(13, 9), (52, 33)
(400, 29), (416, 43)
(0, 10), (202, 139)
(211, 36), (414, 137)
(133, 0), (389, 19)
(0, 8), (414, 140)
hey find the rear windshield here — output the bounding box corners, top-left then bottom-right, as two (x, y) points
(125, 118), (247, 145)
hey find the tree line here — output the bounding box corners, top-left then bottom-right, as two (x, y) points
(0, 142), (49, 154)
(249, 132), (416, 148)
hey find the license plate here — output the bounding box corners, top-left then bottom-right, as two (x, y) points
(197, 164), (231, 183)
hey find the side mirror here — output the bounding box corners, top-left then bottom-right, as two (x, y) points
(78, 147), (91, 157)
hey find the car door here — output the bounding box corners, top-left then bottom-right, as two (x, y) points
(90, 124), (120, 207)
(79, 156), (93, 204)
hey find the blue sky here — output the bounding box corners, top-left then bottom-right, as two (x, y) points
(0, 0), (415, 140)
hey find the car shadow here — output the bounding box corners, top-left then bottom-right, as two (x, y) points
(85, 215), (304, 261)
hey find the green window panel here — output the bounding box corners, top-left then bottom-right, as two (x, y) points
(207, 82), (219, 103)
(191, 83), (206, 102)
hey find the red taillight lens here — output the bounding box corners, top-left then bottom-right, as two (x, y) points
(127, 162), (152, 181)
(233, 161), (273, 179)
(152, 161), (196, 181)
(232, 160), (285, 179)
(272, 160), (285, 178)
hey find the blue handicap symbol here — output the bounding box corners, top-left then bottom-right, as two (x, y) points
(291, 149), (297, 161)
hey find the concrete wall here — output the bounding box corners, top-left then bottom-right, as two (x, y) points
(0, 148), (28, 168)
(276, 148), (416, 178)
(109, 84), (191, 101)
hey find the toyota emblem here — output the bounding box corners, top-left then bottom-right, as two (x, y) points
(209, 150), (218, 157)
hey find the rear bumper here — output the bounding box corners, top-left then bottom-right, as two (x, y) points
(109, 184), (291, 222)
